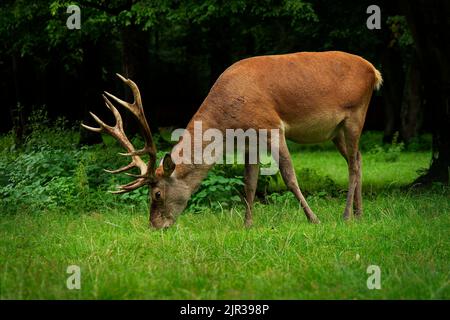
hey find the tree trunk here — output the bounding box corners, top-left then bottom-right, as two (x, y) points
(400, 52), (423, 143)
(78, 42), (104, 146)
(11, 54), (27, 146)
(380, 46), (404, 143)
(402, 0), (450, 184)
(121, 25), (154, 134)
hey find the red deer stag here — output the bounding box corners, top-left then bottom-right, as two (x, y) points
(83, 51), (382, 229)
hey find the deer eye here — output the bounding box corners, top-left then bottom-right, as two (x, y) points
(155, 191), (161, 199)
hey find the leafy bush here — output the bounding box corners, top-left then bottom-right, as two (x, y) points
(265, 191), (296, 205)
(188, 167), (244, 212)
(405, 134), (432, 152)
(0, 111), (430, 216)
(24, 107), (79, 151)
(368, 132), (405, 162)
(0, 110), (153, 213)
(287, 131), (389, 153)
(359, 131), (385, 152)
(296, 168), (341, 196)
(257, 167), (340, 197)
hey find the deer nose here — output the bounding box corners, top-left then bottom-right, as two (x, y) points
(150, 221), (173, 230)
(150, 215), (174, 229)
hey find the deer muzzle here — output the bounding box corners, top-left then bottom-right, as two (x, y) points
(150, 210), (175, 229)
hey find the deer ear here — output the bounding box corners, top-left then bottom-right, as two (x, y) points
(162, 153), (176, 177)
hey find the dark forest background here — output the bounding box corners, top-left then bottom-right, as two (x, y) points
(0, 0), (448, 183)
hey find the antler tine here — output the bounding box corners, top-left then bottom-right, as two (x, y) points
(103, 74), (157, 168)
(103, 76), (143, 121)
(109, 189), (128, 195)
(89, 111), (112, 131)
(81, 123), (102, 133)
(102, 94), (124, 130)
(109, 177), (148, 194)
(115, 73), (143, 113)
(81, 74), (157, 195)
(104, 91), (134, 116)
(83, 98), (149, 185)
(103, 162), (136, 174)
(124, 172), (146, 178)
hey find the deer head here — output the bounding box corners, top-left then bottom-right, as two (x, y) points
(82, 74), (190, 229)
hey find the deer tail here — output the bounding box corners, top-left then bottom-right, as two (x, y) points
(373, 67), (383, 91)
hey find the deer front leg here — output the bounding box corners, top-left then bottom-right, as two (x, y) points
(276, 134), (320, 224)
(243, 162), (260, 227)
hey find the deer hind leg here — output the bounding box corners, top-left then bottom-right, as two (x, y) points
(243, 160), (260, 228)
(342, 122), (363, 220)
(353, 151), (362, 217)
(333, 131), (363, 217)
(276, 134), (320, 224)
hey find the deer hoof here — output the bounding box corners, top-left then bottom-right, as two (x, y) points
(343, 213), (352, 221)
(309, 216), (320, 224)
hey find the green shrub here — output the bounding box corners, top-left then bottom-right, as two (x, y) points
(406, 133), (432, 152)
(0, 109), (153, 213)
(265, 191), (296, 205)
(0, 111), (433, 216)
(368, 132), (405, 162)
(188, 168), (244, 212)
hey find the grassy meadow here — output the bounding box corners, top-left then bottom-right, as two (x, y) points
(0, 122), (449, 299)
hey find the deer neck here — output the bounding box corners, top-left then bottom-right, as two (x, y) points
(172, 115), (219, 195)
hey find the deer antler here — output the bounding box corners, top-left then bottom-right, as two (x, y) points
(82, 74), (157, 193)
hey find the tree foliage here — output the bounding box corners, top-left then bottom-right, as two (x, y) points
(0, 0), (447, 182)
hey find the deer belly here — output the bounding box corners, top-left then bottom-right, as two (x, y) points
(282, 115), (344, 144)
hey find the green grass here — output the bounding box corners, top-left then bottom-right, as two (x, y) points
(290, 150), (429, 191)
(1, 148), (449, 299)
